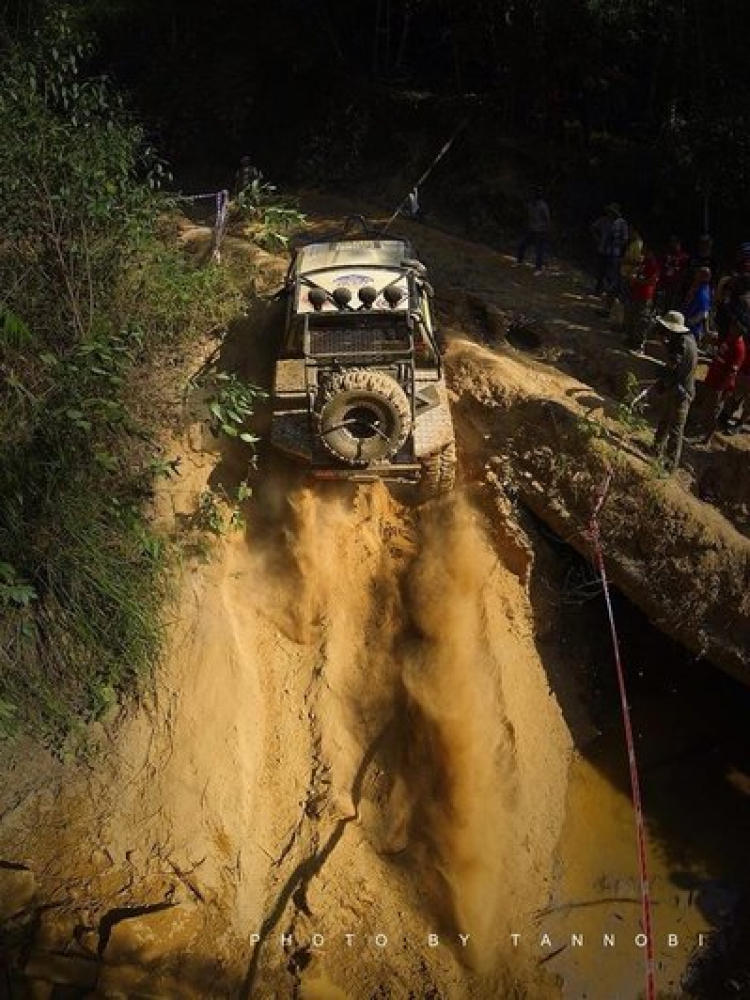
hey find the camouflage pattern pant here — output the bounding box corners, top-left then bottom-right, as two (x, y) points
(654, 389), (691, 471)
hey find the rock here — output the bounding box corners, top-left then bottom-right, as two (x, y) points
(0, 863), (36, 919)
(301, 977), (351, 1000)
(484, 304), (512, 341)
(22, 982), (54, 1000)
(24, 952), (99, 988)
(97, 904), (205, 998)
(34, 908), (99, 962)
(187, 421), (218, 454)
(103, 903), (202, 966)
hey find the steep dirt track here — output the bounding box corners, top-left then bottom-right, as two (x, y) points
(236, 482), (572, 997)
(0, 472), (572, 997)
(299, 192), (750, 685)
(2, 207), (749, 998)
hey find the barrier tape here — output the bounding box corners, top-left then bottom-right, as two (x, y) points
(588, 472), (656, 1000)
(211, 189), (230, 262)
(168, 189), (230, 262)
(169, 191), (221, 203)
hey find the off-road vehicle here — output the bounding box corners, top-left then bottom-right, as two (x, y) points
(270, 218), (456, 497)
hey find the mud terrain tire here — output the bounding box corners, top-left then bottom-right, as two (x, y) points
(419, 442), (457, 500)
(317, 369), (411, 465)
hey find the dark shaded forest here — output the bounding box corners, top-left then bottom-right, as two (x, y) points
(19, 0), (750, 249)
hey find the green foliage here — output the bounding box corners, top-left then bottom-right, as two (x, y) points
(192, 489), (227, 536)
(0, 11), (165, 348)
(204, 372), (266, 445)
(231, 176), (306, 250)
(0, 479), (168, 745)
(191, 481), (251, 537)
(615, 372), (652, 437)
(574, 414), (606, 443)
(0, 305), (35, 349)
(0, 698), (18, 740)
(122, 239), (242, 349)
(0, 10), (241, 747)
(0, 563), (37, 608)
(233, 176), (278, 214)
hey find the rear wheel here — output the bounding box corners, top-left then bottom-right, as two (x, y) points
(419, 441), (457, 500)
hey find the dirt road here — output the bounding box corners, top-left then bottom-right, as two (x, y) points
(1, 204), (749, 998)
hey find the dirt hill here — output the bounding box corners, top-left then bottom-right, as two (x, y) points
(1, 201), (749, 998)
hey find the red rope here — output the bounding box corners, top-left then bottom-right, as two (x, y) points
(589, 473), (656, 1000)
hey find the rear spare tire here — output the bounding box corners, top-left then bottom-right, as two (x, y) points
(317, 369), (411, 465)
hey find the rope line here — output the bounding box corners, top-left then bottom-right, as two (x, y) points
(588, 472), (656, 1000)
(382, 118), (469, 233)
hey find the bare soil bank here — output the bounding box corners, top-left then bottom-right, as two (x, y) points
(1, 201), (749, 998)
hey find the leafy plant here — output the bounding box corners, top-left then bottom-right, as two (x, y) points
(0, 12), (243, 747)
(0, 698), (18, 739)
(615, 372), (653, 437)
(204, 372), (266, 446)
(574, 414), (606, 443)
(0, 563), (37, 607)
(193, 489), (226, 536)
(191, 480), (251, 537)
(231, 175), (306, 250)
(0, 305), (35, 349)
(233, 176), (279, 214)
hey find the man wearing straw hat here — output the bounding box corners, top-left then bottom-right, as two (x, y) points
(650, 310), (698, 472)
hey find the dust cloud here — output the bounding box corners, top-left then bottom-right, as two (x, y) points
(0, 470), (571, 998)
(254, 480), (571, 989)
(397, 498), (521, 966)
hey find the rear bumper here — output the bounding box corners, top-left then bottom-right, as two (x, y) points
(311, 464), (422, 484)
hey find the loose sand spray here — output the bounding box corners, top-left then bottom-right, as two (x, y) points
(244, 482), (573, 995)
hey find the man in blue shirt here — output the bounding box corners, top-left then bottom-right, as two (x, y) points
(683, 267), (712, 344)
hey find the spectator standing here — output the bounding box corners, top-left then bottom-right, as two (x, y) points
(406, 187), (421, 219)
(694, 323), (746, 444)
(657, 236), (689, 311)
(620, 227), (644, 285)
(685, 234), (718, 293)
(718, 278), (750, 432)
(715, 250), (750, 341)
(650, 310), (698, 472)
(234, 155), (260, 195)
(624, 246), (660, 351)
(683, 267), (712, 344)
(517, 189), (552, 274)
(591, 203), (628, 303)
(719, 334), (750, 434)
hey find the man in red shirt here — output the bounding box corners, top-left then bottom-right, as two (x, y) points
(722, 341), (750, 433)
(657, 236), (689, 312)
(695, 323), (747, 443)
(718, 287), (750, 432)
(624, 247), (660, 351)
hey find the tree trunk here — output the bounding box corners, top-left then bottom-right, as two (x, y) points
(373, 0), (381, 75)
(394, 1), (411, 71)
